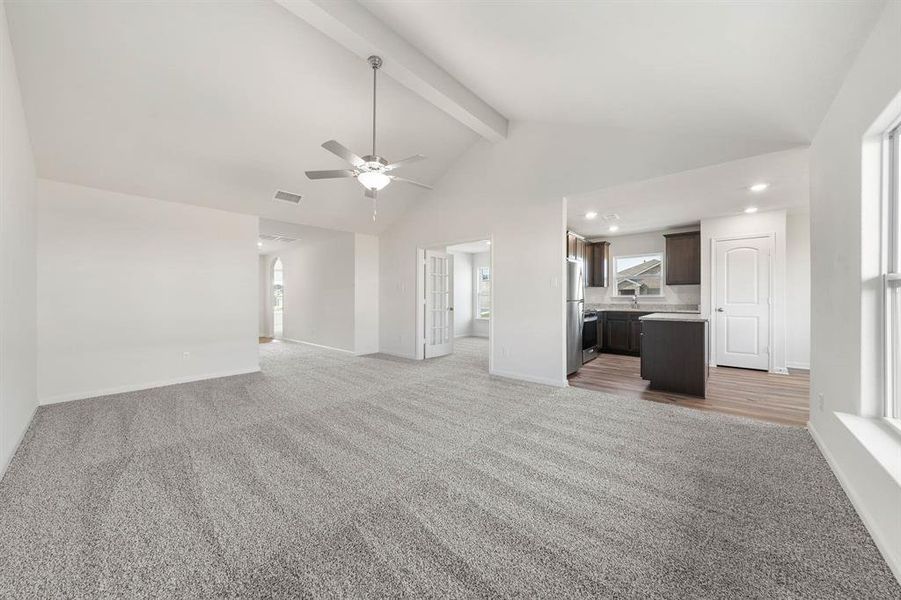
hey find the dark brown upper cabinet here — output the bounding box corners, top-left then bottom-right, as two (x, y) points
(664, 231), (701, 285)
(586, 241), (609, 288)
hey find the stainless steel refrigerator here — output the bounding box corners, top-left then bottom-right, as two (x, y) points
(566, 259), (584, 375)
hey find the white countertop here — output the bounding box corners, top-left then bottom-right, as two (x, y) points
(638, 312), (707, 322)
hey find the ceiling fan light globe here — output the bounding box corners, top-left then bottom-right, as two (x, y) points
(357, 171), (391, 191)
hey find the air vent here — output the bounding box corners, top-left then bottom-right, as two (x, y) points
(274, 190), (303, 204)
(259, 234), (298, 243)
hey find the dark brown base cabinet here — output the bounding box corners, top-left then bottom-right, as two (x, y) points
(640, 319), (708, 398)
(602, 312), (649, 355)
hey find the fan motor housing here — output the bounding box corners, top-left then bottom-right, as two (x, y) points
(361, 155), (388, 169)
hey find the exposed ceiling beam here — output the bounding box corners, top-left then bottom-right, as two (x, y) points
(274, 0), (508, 142)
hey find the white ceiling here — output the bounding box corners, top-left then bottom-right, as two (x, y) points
(362, 0), (885, 143)
(5, 0), (479, 234)
(6, 1), (882, 236)
(566, 148), (809, 238)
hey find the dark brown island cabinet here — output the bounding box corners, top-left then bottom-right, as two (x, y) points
(639, 314), (709, 397)
(664, 231), (701, 285)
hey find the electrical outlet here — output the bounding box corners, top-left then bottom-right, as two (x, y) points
(183, 351), (191, 360)
(501, 346), (509, 358)
(817, 393), (824, 411)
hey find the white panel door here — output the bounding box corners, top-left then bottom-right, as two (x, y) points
(714, 236), (771, 370)
(424, 250), (454, 358)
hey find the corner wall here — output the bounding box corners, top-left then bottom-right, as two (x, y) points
(786, 211), (810, 370)
(36, 180), (260, 404)
(0, 2), (37, 475)
(808, 0), (901, 580)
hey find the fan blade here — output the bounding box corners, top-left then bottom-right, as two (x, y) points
(305, 169), (357, 180)
(364, 187), (377, 199)
(390, 176), (433, 190)
(322, 140), (365, 167)
(384, 154), (426, 171)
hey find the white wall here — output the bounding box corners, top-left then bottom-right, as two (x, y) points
(583, 228), (701, 307)
(279, 231), (356, 352)
(379, 121), (788, 386)
(808, 0), (901, 580)
(354, 233), (379, 355)
(786, 211), (810, 369)
(0, 2), (37, 475)
(258, 254), (269, 337)
(471, 251), (490, 338)
(258, 221), (378, 355)
(36, 180), (259, 404)
(700, 209), (788, 372)
(450, 251), (473, 337)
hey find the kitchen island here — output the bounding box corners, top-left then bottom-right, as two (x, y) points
(639, 313), (709, 397)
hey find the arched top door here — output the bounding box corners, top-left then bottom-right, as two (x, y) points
(272, 258), (284, 338)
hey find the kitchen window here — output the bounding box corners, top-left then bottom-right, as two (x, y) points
(476, 266), (490, 319)
(886, 123), (901, 420)
(614, 253), (663, 297)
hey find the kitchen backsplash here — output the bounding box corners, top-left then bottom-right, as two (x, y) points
(583, 284), (701, 307)
(585, 302), (699, 312)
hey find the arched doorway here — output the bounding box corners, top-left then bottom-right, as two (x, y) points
(272, 257), (284, 338)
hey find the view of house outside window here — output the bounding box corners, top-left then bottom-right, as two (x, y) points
(615, 253), (663, 296)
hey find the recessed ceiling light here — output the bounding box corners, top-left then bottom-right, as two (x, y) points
(749, 183), (769, 193)
(744, 206), (758, 214)
(608, 225), (619, 232)
(585, 211), (598, 220)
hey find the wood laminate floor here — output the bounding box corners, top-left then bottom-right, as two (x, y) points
(568, 353), (810, 427)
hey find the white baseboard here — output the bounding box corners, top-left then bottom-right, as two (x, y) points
(377, 350), (416, 360)
(39, 366), (261, 406)
(0, 404), (38, 482)
(489, 368), (567, 388)
(281, 338), (354, 354)
(808, 420), (901, 584)
(786, 362), (810, 370)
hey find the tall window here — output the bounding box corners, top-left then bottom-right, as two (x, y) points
(614, 253), (663, 297)
(476, 266), (490, 319)
(886, 125), (901, 419)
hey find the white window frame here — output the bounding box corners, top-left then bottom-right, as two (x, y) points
(884, 123), (901, 420)
(476, 266), (490, 320)
(612, 252), (665, 298)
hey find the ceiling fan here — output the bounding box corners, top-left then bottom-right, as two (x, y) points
(305, 55), (432, 221)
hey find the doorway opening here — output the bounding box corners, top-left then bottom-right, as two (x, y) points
(273, 257), (284, 338)
(417, 238), (492, 372)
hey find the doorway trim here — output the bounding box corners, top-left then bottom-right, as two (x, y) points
(415, 235), (493, 373)
(709, 231), (776, 373)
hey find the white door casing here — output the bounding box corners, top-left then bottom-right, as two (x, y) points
(424, 250), (454, 358)
(713, 236), (772, 370)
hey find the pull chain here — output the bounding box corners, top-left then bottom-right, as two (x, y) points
(372, 194), (377, 222)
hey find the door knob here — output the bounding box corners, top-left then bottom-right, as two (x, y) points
(716, 308), (725, 312)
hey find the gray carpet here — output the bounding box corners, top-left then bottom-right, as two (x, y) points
(0, 337), (898, 599)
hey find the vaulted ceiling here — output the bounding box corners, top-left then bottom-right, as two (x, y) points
(5, 0), (479, 233)
(362, 0), (885, 143)
(5, 0), (886, 234)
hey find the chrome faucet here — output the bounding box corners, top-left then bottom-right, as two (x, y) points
(631, 296), (639, 309)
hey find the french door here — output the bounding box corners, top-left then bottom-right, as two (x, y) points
(424, 250), (454, 358)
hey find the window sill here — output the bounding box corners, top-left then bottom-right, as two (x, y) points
(835, 412), (901, 487)
(610, 295), (666, 299)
